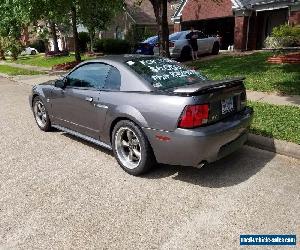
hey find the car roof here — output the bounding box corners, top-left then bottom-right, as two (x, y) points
(143, 36), (158, 43)
(84, 54), (158, 64)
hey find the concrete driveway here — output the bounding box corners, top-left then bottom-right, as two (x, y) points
(0, 77), (299, 249)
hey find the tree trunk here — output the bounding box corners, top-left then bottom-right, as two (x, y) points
(49, 22), (60, 53)
(71, 5), (81, 62)
(161, 0), (170, 57)
(150, 0), (169, 57)
(0, 50), (6, 60)
(88, 28), (95, 53)
(0, 43), (5, 60)
(151, 1), (162, 55)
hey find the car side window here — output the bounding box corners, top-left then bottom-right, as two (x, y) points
(103, 66), (121, 91)
(67, 63), (111, 89)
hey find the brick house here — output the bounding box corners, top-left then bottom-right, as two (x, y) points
(172, 0), (300, 50)
(49, 1), (178, 51)
(100, 0), (178, 40)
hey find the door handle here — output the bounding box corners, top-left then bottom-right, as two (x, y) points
(85, 97), (93, 102)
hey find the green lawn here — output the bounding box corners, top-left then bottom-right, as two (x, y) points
(0, 65), (43, 76)
(249, 101), (300, 144)
(7, 53), (95, 68)
(188, 52), (300, 95)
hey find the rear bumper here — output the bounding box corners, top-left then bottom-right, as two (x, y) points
(143, 107), (254, 167)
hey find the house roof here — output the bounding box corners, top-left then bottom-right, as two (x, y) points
(125, 0), (177, 24)
(233, 0), (293, 8)
(173, 0), (296, 17)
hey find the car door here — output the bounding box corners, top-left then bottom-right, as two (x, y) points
(51, 63), (112, 139)
(197, 32), (210, 54)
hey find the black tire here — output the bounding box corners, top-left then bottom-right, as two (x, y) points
(212, 42), (220, 55)
(112, 120), (156, 176)
(180, 46), (192, 61)
(31, 50), (37, 55)
(32, 96), (52, 132)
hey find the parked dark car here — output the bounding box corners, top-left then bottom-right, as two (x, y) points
(135, 36), (158, 55)
(29, 55), (253, 175)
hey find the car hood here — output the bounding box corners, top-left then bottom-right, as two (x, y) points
(38, 79), (57, 86)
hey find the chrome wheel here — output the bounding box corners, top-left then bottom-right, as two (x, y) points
(115, 127), (142, 169)
(34, 100), (47, 128)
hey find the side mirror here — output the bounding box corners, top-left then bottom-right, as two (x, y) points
(55, 78), (67, 88)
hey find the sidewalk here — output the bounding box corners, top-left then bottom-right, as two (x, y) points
(0, 60), (51, 72)
(247, 90), (300, 107)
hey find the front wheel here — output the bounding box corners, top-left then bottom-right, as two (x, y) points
(112, 120), (156, 176)
(33, 97), (52, 132)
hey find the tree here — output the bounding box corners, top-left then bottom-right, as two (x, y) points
(0, 0), (29, 60)
(0, 37), (9, 60)
(135, 0), (170, 57)
(138, 0), (223, 57)
(24, 0), (71, 53)
(78, 0), (123, 52)
(23, 0), (81, 60)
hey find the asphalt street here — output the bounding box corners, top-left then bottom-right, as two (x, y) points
(0, 77), (299, 249)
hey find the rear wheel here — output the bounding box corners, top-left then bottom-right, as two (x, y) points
(212, 42), (220, 55)
(112, 120), (155, 176)
(33, 97), (52, 132)
(31, 50), (37, 55)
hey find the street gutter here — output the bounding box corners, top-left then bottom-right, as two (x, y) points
(247, 134), (300, 160)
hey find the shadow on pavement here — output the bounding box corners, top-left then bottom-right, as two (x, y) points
(62, 133), (114, 156)
(61, 132), (276, 188)
(144, 146), (275, 188)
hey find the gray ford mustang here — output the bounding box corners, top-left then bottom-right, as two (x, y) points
(29, 55), (253, 175)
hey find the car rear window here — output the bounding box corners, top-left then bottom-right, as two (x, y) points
(143, 36), (158, 44)
(126, 57), (207, 90)
(169, 32), (182, 40)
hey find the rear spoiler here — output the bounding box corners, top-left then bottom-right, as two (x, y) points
(173, 77), (245, 95)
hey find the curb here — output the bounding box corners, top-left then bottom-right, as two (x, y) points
(246, 134), (300, 160)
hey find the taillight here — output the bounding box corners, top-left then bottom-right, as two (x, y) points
(178, 104), (209, 128)
(240, 92), (247, 109)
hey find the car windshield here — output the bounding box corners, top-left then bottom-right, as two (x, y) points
(143, 36), (158, 43)
(126, 57), (207, 90)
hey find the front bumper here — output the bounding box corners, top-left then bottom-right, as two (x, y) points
(169, 48), (181, 58)
(28, 94), (33, 109)
(144, 107), (254, 167)
(153, 48), (181, 58)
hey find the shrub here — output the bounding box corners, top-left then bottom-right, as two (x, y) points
(7, 39), (23, 60)
(272, 24), (300, 39)
(45, 50), (69, 57)
(265, 24), (300, 48)
(93, 38), (104, 52)
(79, 32), (90, 52)
(93, 39), (130, 54)
(52, 61), (80, 71)
(265, 36), (299, 48)
(29, 40), (46, 53)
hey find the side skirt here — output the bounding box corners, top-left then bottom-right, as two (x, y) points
(52, 124), (112, 150)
